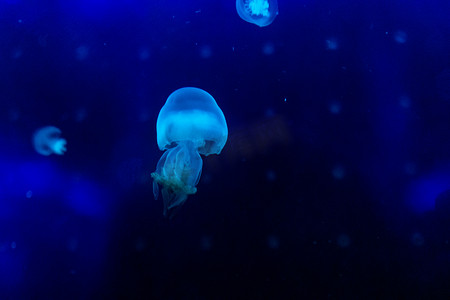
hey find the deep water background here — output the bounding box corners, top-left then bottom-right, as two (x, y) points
(1, 0), (450, 298)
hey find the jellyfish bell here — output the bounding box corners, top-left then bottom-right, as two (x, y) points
(33, 126), (67, 156)
(151, 87), (228, 217)
(236, 0), (278, 27)
(156, 87), (228, 155)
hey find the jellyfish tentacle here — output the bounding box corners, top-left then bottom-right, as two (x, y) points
(151, 141), (202, 216)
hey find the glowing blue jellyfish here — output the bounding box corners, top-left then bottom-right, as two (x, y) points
(33, 126), (67, 156)
(151, 87), (228, 217)
(236, 0), (278, 27)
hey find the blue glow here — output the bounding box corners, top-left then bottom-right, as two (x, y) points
(0, 250), (23, 288)
(405, 172), (450, 213)
(0, 158), (107, 219)
(0, 160), (61, 201)
(66, 178), (106, 217)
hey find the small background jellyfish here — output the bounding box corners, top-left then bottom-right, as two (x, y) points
(33, 126), (67, 156)
(236, 0), (278, 27)
(151, 87), (228, 218)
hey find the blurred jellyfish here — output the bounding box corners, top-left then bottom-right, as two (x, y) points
(267, 235), (280, 249)
(266, 169), (276, 181)
(332, 165), (345, 180)
(75, 45), (89, 61)
(236, 0), (278, 27)
(199, 45), (212, 59)
(262, 42), (275, 55)
(33, 126), (67, 156)
(325, 38), (338, 50)
(393, 30), (407, 44)
(405, 171), (450, 213)
(151, 87), (228, 217)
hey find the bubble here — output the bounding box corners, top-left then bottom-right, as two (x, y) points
(200, 236), (212, 251)
(266, 170), (276, 181)
(332, 165), (345, 180)
(267, 235), (280, 249)
(262, 42), (275, 55)
(337, 234), (350, 248)
(74, 108), (87, 123)
(199, 45), (212, 59)
(329, 101), (342, 114)
(135, 237), (146, 252)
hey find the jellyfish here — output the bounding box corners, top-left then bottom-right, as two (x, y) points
(151, 87), (228, 217)
(236, 0), (278, 27)
(33, 126), (67, 156)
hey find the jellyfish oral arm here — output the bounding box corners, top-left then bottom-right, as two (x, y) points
(151, 141), (202, 217)
(236, 0), (278, 27)
(249, 0), (270, 17)
(51, 138), (67, 155)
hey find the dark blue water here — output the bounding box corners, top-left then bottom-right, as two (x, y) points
(1, 0), (450, 298)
